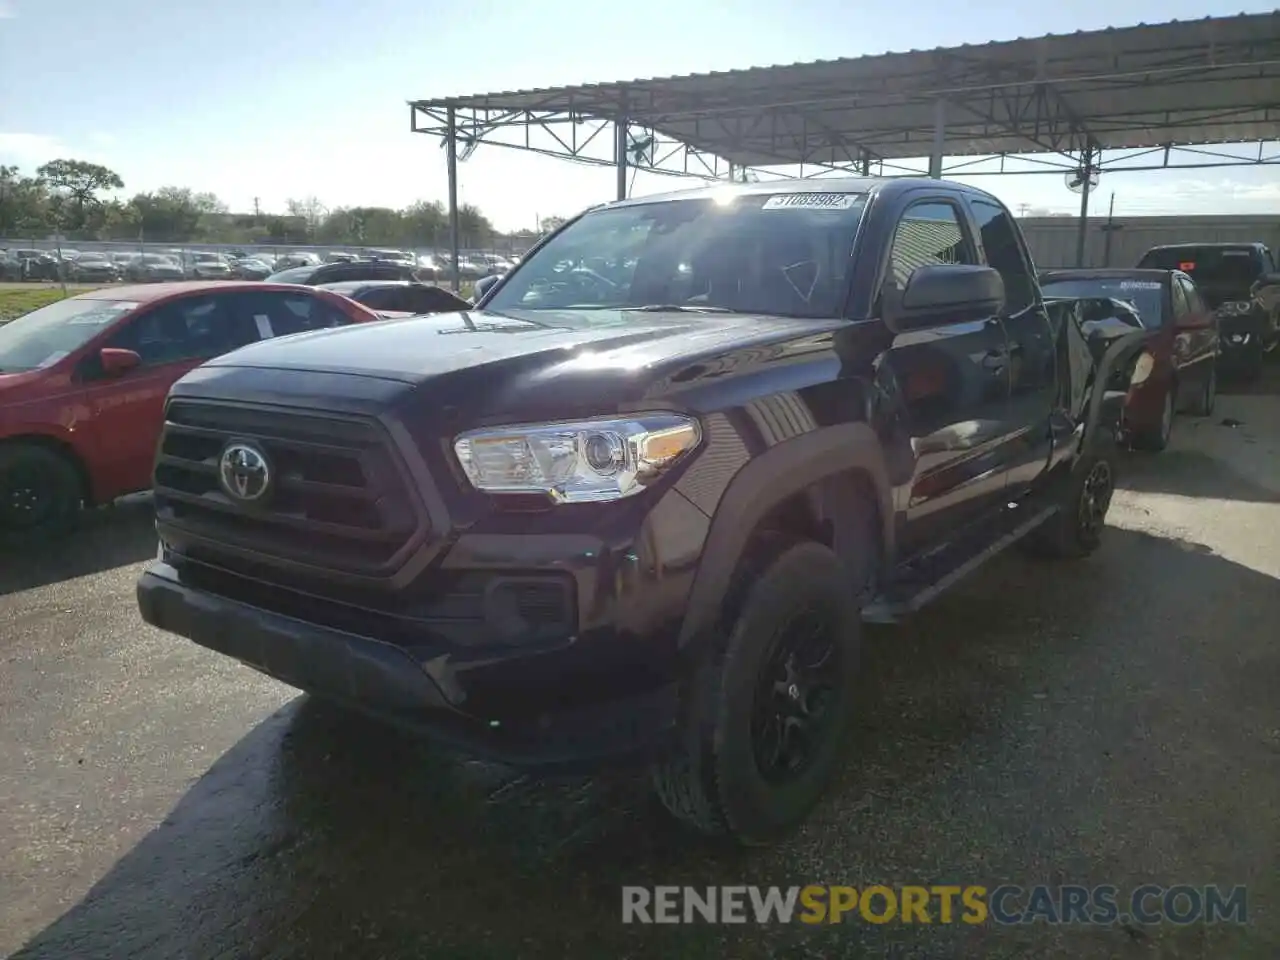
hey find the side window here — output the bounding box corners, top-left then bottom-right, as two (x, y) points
(887, 201), (976, 290)
(107, 296), (249, 365)
(409, 285), (469, 314)
(969, 198), (1036, 312)
(1262, 248), (1276, 273)
(246, 292), (352, 338)
(356, 287), (400, 311)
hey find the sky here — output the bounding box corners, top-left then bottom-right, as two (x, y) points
(1, 0), (1277, 233)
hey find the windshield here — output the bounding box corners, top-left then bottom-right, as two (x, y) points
(0, 298), (136, 372)
(485, 191), (868, 319)
(143, 254), (177, 264)
(1137, 246), (1262, 288)
(1041, 277), (1166, 326)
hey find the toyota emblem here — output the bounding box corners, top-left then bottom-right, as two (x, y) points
(218, 442), (272, 503)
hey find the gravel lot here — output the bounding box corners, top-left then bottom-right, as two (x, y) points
(1, 375), (1277, 959)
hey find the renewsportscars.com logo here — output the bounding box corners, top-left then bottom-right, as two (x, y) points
(621, 885), (1248, 926)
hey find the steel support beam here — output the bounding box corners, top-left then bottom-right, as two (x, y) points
(445, 105), (461, 292)
(928, 98), (946, 178)
(1075, 143), (1098, 268)
(615, 109), (629, 201)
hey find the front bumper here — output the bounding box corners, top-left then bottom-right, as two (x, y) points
(137, 558), (682, 770)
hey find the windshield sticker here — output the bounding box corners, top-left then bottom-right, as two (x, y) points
(762, 193), (858, 211)
(1178, 262), (1196, 271)
(38, 351), (69, 368)
(1119, 281), (1163, 289)
(253, 314), (274, 338)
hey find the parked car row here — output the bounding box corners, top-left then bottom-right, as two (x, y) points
(1, 246), (521, 284)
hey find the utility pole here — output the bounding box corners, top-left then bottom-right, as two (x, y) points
(252, 197), (261, 219)
(1100, 192), (1123, 267)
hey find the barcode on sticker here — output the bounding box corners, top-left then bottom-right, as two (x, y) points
(1120, 281), (1162, 289)
(761, 193), (857, 211)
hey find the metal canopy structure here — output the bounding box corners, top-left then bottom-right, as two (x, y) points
(410, 12), (1280, 283)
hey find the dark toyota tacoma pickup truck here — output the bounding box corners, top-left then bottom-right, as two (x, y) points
(137, 178), (1142, 844)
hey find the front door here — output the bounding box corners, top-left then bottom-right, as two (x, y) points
(967, 196), (1058, 507)
(79, 294), (258, 498)
(879, 198), (1013, 560)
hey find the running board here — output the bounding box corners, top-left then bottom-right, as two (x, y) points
(861, 505), (1060, 624)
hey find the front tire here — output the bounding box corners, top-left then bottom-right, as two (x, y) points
(0, 443), (84, 549)
(1189, 365), (1217, 417)
(1021, 445), (1116, 560)
(652, 541), (862, 845)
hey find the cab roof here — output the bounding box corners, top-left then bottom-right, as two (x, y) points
(599, 176), (1006, 211)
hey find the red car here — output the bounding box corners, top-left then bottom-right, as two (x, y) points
(1039, 268), (1219, 451)
(0, 281), (383, 546)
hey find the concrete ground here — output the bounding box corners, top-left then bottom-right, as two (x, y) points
(1, 375), (1277, 960)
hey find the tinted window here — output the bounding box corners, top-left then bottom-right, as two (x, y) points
(1136, 246), (1263, 288)
(485, 192), (868, 320)
(1039, 276), (1167, 327)
(351, 287), (401, 311)
(888, 201), (976, 290)
(246, 292), (352, 337)
(969, 198), (1035, 311)
(109, 296), (255, 365)
(409, 285), (471, 314)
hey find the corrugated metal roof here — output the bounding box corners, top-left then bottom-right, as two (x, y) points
(412, 13), (1280, 164)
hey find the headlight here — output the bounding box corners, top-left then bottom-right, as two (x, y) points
(1217, 301), (1252, 316)
(453, 413), (701, 503)
(1129, 351), (1156, 386)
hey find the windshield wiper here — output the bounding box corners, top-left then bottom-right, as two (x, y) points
(623, 304), (738, 313)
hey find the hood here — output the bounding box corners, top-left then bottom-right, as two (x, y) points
(195, 307), (844, 419)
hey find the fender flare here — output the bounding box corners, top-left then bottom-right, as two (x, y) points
(676, 422), (893, 648)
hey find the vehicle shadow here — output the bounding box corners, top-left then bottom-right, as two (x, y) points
(11, 527), (1277, 960)
(0, 495), (156, 597)
(1116, 445), (1280, 505)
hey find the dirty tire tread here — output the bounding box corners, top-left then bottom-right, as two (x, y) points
(652, 537), (862, 845)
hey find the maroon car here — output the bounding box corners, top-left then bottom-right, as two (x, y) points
(1040, 268), (1219, 451)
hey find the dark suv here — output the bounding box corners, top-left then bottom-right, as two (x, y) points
(137, 179), (1139, 844)
(1136, 242), (1279, 377)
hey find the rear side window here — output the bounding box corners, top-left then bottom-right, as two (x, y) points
(969, 198), (1036, 312)
(252, 292), (352, 336)
(887, 201), (975, 289)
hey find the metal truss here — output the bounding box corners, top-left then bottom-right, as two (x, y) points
(411, 97), (1278, 194)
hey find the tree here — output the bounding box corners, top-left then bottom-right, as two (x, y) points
(285, 196), (328, 238)
(457, 203), (494, 247)
(36, 158), (124, 231)
(539, 215), (567, 233)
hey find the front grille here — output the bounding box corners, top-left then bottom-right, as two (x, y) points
(154, 400), (426, 577)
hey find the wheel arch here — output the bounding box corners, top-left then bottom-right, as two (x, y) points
(676, 423), (893, 649)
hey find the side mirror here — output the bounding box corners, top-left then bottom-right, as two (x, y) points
(883, 264), (1005, 332)
(99, 347), (141, 377)
(1252, 273), (1280, 311)
(473, 273), (501, 302)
